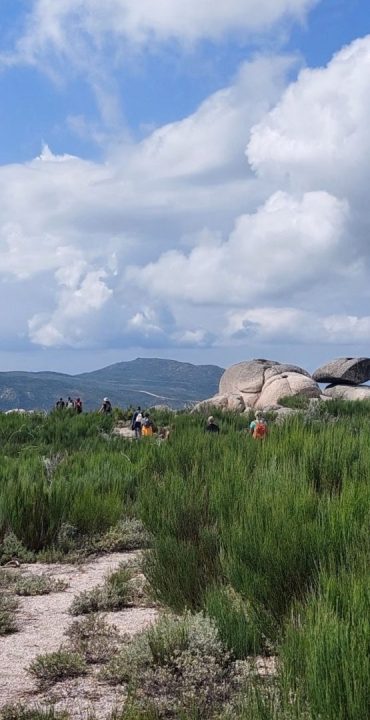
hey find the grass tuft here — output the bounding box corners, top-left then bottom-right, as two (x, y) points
(29, 649), (87, 684)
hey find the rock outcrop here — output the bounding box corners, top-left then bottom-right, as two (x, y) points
(192, 393), (245, 414)
(256, 371), (320, 409)
(194, 359), (320, 412)
(313, 357), (370, 386)
(323, 385), (370, 401)
(219, 359), (319, 409)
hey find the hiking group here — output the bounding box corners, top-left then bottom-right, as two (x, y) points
(206, 410), (268, 439)
(131, 407), (155, 438)
(55, 396), (83, 413)
(55, 396), (267, 440)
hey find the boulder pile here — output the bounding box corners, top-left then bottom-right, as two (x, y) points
(312, 357), (370, 401)
(194, 358), (321, 413)
(194, 356), (370, 413)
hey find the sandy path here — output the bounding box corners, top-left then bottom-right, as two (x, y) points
(0, 552), (158, 718)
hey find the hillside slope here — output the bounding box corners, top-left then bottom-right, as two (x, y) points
(0, 358), (224, 411)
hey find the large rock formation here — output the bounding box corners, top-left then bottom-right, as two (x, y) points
(323, 385), (370, 401)
(194, 359), (320, 412)
(313, 357), (370, 386)
(256, 371), (320, 409)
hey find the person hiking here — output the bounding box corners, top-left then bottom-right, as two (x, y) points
(75, 398), (83, 414)
(142, 412), (154, 437)
(250, 411), (268, 439)
(56, 398), (65, 410)
(131, 406), (143, 438)
(66, 396), (74, 409)
(205, 416), (220, 433)
(99, 397), (112, 414)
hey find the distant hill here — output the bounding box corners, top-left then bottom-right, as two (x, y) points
(0, 358), (224, 411)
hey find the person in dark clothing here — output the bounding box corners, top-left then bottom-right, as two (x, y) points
(99, 397), (112, 414)
(75, 398), (83, 414)
(56, 398), (65, 410)
(205, 416), (220, 433)
(131, 406), (143, 438)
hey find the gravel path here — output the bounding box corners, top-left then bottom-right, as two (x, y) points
(0, 552), (158, 718)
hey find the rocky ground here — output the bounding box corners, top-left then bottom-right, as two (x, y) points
(0, 552), (158, 719)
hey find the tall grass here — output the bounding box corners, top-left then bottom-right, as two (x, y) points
(0, 403), (368, 718)
(281, 568), (370, 720)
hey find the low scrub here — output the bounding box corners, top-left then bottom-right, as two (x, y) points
(65, 614), (121, 663)
(92, 518), (151, 553)
(14, 574), (68, 596)
(103, 612), (244, 718)
(204, 585), (266, 658)
(69, 564), (138, 615)
(0, 533), (34, 566)
(29, 650), (87, 684)
(0, 707), (69, 720)
(281, 570), (370, 720)
(0, 594), (18, 635)
(278, 395), (310, 410)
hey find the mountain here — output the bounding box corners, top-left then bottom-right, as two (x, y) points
(0, 358), (224, 411)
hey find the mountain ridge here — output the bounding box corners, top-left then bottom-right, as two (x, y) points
(0, 357), (224, 411)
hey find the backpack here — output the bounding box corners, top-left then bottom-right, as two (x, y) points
(253, 422), (267, 439)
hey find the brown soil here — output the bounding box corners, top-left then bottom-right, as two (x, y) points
(0, 552), (158, 718)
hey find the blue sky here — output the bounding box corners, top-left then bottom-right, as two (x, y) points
(0, 0), (370, 374)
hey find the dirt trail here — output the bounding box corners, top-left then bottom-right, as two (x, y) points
(0, 552), (158, 718)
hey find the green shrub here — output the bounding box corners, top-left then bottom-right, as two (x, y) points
(281, 570), (370, 720)
(204, 586), (266, 658)
(103, 612), (242, 719)
(0, 706), (69, 720)
(278, 395), (309, 410)
(92, 518), (151, 553)
(0, 533), (34, 565)
(14, 574), (68, 596)
(29, 649), (87, 684)
(69, 564), (135, 615)
(0, 595), (18, 635)
(65, 614), (121, 663)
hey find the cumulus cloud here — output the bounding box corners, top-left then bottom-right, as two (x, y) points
(225, 308), (370, 344)
(123, 34), (370, 348)
(247, 35), (370, 200)
(0, 56), (292, 349)
(126, 190), (350, 304)
(2, 32), (370, 357)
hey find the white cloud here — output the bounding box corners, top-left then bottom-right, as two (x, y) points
(2, 34), (370, 358)
(10, 0), (318, 67)
(247, 35), (370, 200)
(225, 308), (370, 344)
(126, 190), (350, 304)
(0, 56), (292, 349)
(123, 57), (295, 183)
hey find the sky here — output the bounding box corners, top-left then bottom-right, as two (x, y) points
(0, 0), (370, 375)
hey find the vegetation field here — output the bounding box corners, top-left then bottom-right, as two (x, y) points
(0, 402), (369, 719)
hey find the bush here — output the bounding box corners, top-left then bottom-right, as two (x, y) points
(103, 612), (243, 719)
(92, 518), (151, 553)
(0, 706), (69, 720)
(204, 586), (266, 658)
(0, 595), (18, 635)
(14, 574), (68, 596)
(0, 533), (34, 565)
(281, 570), (370, 720)
(29, 650), (87, 684)
(65, 614), (121, 663)
(69, 564), (136, 615)
(278, 395), (310, 410)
